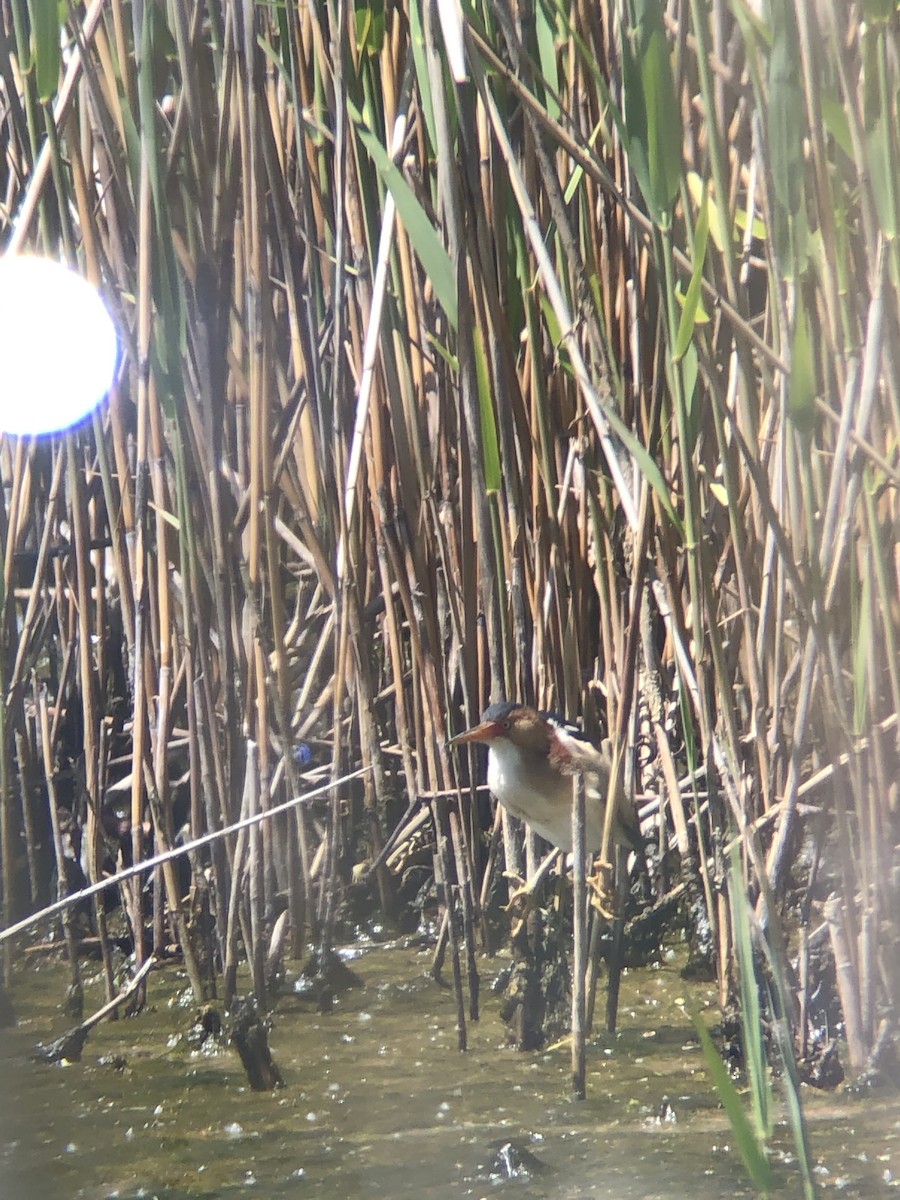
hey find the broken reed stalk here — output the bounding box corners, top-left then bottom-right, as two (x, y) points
(90, 721), (117, 1008)
(37, 683), (82, 1016)
(431, 799), (467, 1052)
(33, 953), (159, 1066)
(571, 774), (587, 1101)
(825, 896), (867, 1078)
(13, 730), (39, 913)
(246, 743), (268, 1011)
(604, 846), (629, 1038)
(0, 690), (14, 988)
(315, 755), (343, 995)
(223, 776), (251, 1013)
(449, 807), (480, 1023)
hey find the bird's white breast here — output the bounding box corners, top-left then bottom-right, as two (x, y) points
(487, 740), (603, 851)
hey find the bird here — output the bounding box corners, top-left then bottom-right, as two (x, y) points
(451, 701), (642, 856)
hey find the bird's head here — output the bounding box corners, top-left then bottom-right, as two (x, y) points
(452, 702), (611, 775)
(450, 702), (555, 755)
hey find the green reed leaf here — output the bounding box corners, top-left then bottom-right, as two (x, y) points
(29, 0), (60, 101)
(351, 101), (458, 331)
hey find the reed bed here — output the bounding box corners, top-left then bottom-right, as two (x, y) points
(0, 0), (897, 1124)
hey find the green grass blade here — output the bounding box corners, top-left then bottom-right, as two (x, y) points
(535, 0), (560, 120)
(767, 6), (805, 220)
(728, 842), (773, 1143)
(473, 325), (501, 492)
(604, 406), (684, 535)
(622, 0), (681, 222)
(788, 289), (817, 434)
(408, 0), (437, 153)
(853, 552), (872, 736)
(351, 100), (458, 330)
(689, 1008), (775, 1194)
(674, 183), (711, 361)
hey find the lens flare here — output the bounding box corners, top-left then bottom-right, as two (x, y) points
(0, 256), (118, 437)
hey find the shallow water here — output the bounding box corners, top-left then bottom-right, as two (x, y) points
(2, 940), (898, 1199)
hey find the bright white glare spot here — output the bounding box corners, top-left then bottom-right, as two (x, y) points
(0, 255), (117, 436)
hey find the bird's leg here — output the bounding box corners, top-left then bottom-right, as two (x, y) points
(503, 844), (561, 901)
(503, 846), (563, 933)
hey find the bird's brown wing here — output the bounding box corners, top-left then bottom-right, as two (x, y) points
(549, 728), (642, 851)
(547, 725), (611, 779)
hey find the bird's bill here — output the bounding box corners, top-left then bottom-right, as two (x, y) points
(449, 719), (502, 746)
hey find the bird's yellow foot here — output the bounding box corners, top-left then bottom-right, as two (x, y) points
(587, 860), (617, 919)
